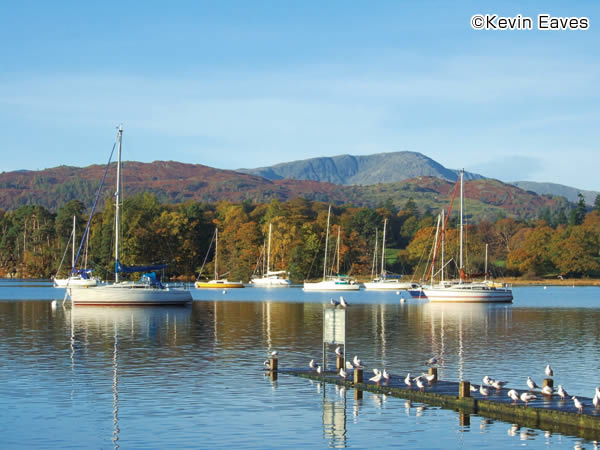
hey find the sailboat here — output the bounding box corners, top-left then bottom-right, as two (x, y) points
(250, 223), (291, 287)
(363, 218), (419, 291)
(303, 205), (360, 291)
(68, 126), (192, 305)
(419, 171), (513, 303)
(195, 228), (245, 288)
(54, 216), (98, 287)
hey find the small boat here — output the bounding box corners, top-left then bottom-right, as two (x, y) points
(195, 228), (244, 289)
(363, 218), (419, 291)
(303, 205), (360, 291)
(54, 216), (98, 287)
(250, 223), (291, 287)
(68, 126), (192, 306)
(419, 171), (513, 303)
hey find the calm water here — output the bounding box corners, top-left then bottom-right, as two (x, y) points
(1, 281), (599, 449)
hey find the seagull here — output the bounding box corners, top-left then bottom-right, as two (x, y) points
(527, 376), (539, 391)
(263, 360), (270, 367)
(335, 346), (343, 356)
(520, 392), (536, 406)
(596, 386), (600, 398)
(383, 369), (390, 383)
(339, 368), (347, 380)
(309, 359), (316, 371)
(545, 364), (554, 377)
(271, 351), (278, 358)
(470, 384), (478, 393)
(316, 365), (322, 375)
(422, 372), (436, 382)
(353, 355), (362, 368)
(542, 385), (554, 396)
(572, 396), (583, 414)
(346, 361), (354, 370)
(508, 389), (519, 404)
(557, 385), (569, 400)
(480, 385), (489, 397)
(425, 356), (440, 366)
(416, 377), (425, 391)
(373, 368), (381, 376)
(404, 373), (412, 387)
(369, 370), (383, 385)
(330, 298), (339, 307)
(339, 296), (348, 308)
(593, 393), (599, 410)
(491, 380), (508, 390)
(482, 375), (493, 386)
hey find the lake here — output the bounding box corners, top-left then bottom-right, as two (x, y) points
(1, 281), (599, 449)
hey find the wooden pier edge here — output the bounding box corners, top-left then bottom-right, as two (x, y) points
(283, 369), (600, 441)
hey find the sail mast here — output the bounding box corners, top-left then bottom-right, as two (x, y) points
(71, 215), (76, 274)
(215, 228), (218, 280)
(323, 205), (331, 281)
(371, 228), (378, 279)
(459, 169), (464, 278)
(267, 223), (272, 274)
(381, 218), (387, 277)
(114, 125), (122, 283)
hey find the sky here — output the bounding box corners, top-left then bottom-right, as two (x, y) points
(1, 1), (599, 190)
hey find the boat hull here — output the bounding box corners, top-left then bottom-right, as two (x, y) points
(250, 277), (291, 287)
(363, 281), (419, 290)
(195, 280), (245, 289)
(303, 281), (360, 291)
(68, 284), (192, 306)
(420, 286), (513, 303)
(54, 277), (98, 287)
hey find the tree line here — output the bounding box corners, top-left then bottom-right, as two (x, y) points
(1, 193), (598, 281)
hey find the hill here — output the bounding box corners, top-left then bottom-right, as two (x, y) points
(512, 181), (598, 206)
(238, 151), (485, 185)
(0, 161), (567, 221)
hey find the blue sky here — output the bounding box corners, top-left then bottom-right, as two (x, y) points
(1, 1), (599, 189)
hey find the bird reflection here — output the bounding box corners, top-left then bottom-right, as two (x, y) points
(404, 400), (412, 416)
(507, 424), (520, 437)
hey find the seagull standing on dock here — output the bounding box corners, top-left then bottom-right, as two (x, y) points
(572, 396), (583, 414)
(353, 355), (362, 368)
(404, 373), (412, 387)
(480, 385), (489, 397)
(383, 369), (390, 383)
(422, 372), (436, 382)
(470, 384), (478, 393)
(346, 361), (354, 370)
(335, 346), (343, 356)
(541, 385), (554, 396)
(271, 351), (278, 358)
(508, 389), (519, 404)
(491, 380), (507, 390)
(416, 377), (425, 392)
(545, 364), (554, 377)
(309, 359), (316, 371)
(330, 298), (339, 307)
(425, 356), (439, 366)
(369, 370), (383, 385)
(339, 296), (348, 308)
(520, 392), (536, 406)
(593, 393), (599, 410)
(339, 368), (347, 380)
(316, 366), (322, 375)
(527, 376), (539, 391)
(557, 385), (569, 400)
(595, 386), (600, 398)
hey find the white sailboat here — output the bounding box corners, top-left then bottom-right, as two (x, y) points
(250, 223), (291, 287)
(420, 171), (513, 303)
(303, 205), (360, 291)
(363, 218), (419, 291)
(68, 126), (192, 306)
(54, 216), (98, 287)
(195, 228), (245, 289)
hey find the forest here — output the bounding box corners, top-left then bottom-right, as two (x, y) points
(1, 192), (599, 282)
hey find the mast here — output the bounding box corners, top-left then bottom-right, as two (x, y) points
(336, 227), (341, 274)
(459, 169), (464, 278)
(381, 218), (387, 277)
(485, 244), (488, 281)
(371, 228), (378, 279)
(441, 209), (445, 283)
(323, 205), (331, 280)
(71, 215), (76, 274)
(114, 125), (122, 283)
(215, 228), (218, 280)
(267, 223), (272, 274)
(430, 213), (441, 282)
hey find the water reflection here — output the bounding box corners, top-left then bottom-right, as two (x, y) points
(322, 384), (347, 448)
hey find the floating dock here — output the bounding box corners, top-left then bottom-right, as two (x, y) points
(276, 366), (600, 441)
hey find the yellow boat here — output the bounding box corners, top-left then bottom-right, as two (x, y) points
(195, 279), (244, 289)
(195, 227), (245, 289)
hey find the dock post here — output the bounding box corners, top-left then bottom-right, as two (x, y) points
(459, 381), (471, 398)
(354, 367), (363, 384)
(543, 378), (554, 389)
(428, 367), (438, 382)
(336, 355), (344, 371)
(269, 357), (278, 372)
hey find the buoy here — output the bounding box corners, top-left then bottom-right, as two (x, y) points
(222, 290), (227, 294)
(400, 298), (406, 303)
(396, 291), (400, 295)
(50, 300), (57, 309)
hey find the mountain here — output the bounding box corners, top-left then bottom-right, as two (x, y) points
(0, 160), (567, 221)
(512, 181), (598, 206)
(238, 151), (485, 185)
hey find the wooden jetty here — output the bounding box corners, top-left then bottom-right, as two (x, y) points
(273, 364), (600, 441)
